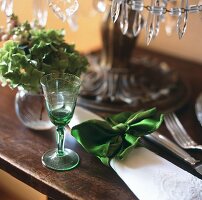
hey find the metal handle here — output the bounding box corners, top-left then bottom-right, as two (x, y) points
(145, 132), (199, 166)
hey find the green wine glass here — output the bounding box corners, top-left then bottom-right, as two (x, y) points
(40, 73), (81, 171)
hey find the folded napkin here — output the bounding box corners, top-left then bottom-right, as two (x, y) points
(70, 107), (202, 200)
(111, 148), (202, 200)
(71, 107), (163, 165)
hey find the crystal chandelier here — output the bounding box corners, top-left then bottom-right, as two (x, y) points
(0, 0), (201, 42)
(0, 0), (80, 33)
(110, 0), (202, 44)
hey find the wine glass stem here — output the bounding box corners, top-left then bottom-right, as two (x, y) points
(56, 126), (65, 156)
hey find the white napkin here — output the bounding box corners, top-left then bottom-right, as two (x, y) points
(70, 106), (202, 200)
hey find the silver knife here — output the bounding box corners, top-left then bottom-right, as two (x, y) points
(145, 132), (202, 176)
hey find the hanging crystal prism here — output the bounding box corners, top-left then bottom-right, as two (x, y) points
(165, 0), (177, 36)
(1, 0), (13, 16)
(146, 0), (164, 45)
(66, 14), (78, 31)
(48, 0), (79, 22)
(177, 0), (189, 39)
(93, 0), (106, 13)
(33, 0), (48, 27)
(111, 0), (123, 23)
(132, 11), (144, 36)
(120, 1), (129, 34)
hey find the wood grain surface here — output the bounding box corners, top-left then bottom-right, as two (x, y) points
(0, 48), (201, 200)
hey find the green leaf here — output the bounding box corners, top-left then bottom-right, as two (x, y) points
(0, 26), (88, 92)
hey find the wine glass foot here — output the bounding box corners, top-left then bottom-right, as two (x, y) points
(42, 148), (79, 171)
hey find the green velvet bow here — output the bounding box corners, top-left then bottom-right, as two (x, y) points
(71, 108), (164, 166)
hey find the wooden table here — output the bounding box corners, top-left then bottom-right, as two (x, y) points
(0, 48), (202, 200)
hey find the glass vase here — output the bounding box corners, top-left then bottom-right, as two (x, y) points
(15, 88), (54, 130)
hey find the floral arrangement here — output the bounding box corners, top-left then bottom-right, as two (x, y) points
(0, 15), (88, 92)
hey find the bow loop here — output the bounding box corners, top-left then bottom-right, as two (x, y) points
(112, 122), (130, 133)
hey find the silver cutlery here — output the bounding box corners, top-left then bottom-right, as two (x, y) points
(164, 112), (202, 150)
(145, 132), (202, 176)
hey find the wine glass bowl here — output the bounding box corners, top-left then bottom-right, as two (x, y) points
(40, 73), (81, 171)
